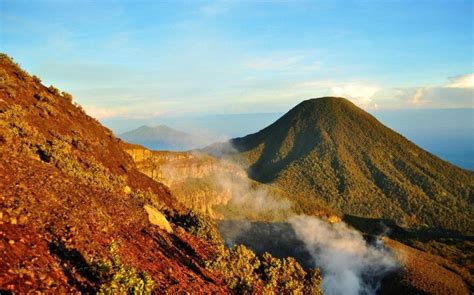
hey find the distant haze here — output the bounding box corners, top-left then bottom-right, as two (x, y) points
(105, 108), (473, 170)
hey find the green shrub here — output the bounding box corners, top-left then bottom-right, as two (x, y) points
(129, 190), (168, 212)
(48, 85), (60, 95)
(74, 102), (86, 114)
(62, 91), (73, 102)
(0, 105), (37, 139)
(260, 253), (322, 294)
(32, 75), (42, 83)
(92, 242), (154, 294)
(33, 136), (126, 191)
(168, 210), (222, 244)
(304, 268), (323, 295)
(207, 244), (261, 293)
(206, 245), (323, 294)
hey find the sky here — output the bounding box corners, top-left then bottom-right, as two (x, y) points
(0, 0), (473, 120)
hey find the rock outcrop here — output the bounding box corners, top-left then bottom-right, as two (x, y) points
(124, 144), (246, 218)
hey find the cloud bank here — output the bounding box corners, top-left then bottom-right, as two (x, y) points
(446, 73), (474, 89)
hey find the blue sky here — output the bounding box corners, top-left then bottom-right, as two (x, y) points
(1, 0), (473, 119)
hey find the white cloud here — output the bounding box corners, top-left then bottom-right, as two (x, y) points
(400, 73), (474, 108)
(445, 73), (474, 89)
(409, 87), (473, 108)
(411, 87), (429, 106)
(83, 100), (182, 120)
(291, 80), (380, 109)
(291, 73), (474, 110)
(84, 105), (126, 120)
(330, 84), (380, 108)
(374, 85), (473, 109)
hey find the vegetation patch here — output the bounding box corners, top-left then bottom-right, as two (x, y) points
(168, 209), (223, 244)
(206, 244), (322, 294)
(91, 242), (154, 294)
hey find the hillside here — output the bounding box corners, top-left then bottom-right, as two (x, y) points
(206, 97), (474, 235)
(0, 54), (230, 292)
(120, 125), (211, 151)
(0, 54), (328, 294)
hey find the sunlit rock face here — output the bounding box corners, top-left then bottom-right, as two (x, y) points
(125, 146), (246, 218)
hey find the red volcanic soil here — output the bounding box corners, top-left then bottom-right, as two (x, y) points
(0, 54), (227, 293)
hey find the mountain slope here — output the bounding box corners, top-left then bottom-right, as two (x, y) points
(120, 125), (211, 151)
(206, 97), (474, 235)
(0, 54), (228, 292)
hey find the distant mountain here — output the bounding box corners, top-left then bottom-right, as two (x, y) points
(206, 97), (474, 235)
(120, 125), (211, 151)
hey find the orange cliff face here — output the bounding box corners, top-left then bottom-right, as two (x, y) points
(124, 143), (246, 186)
(123, 143), (247, 218)
(0, 54), (228, 293)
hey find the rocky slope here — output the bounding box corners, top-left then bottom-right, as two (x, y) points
(0, 54), (228, 293)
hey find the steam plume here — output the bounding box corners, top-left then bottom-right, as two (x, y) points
(289, 215), (397, 295)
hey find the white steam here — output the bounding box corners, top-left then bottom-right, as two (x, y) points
(214, 166), (292, 217)
(289, 215), (397, 295)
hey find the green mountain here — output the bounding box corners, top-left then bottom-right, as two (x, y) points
(207, 97), (474, 235)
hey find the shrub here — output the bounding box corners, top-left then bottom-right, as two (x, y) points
(129, 190), (168, 212)
(206, 245), (323, 294)
(0, 105), (37, 139)
(62, 91), (73, 102)
(33, 136), (127, 191)
(206, 244), (261, 293)
(48, 85), (60, 95)
(35, 101), (57, 117)
(32, 75), (42, 83)
(304, 268), (323, 295)
(74, 102), (86, 114)
(260, 253), (321, 294)
(168, 210), (222, 244)
(91, 242), (154, 294)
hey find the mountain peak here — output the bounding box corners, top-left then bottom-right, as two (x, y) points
(232, 96), (378, 150)
(287, 96), (372, 124)
(218, 97), (473, 235)
(301, 96), (352, 105)
(296, 96), (358, 110)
